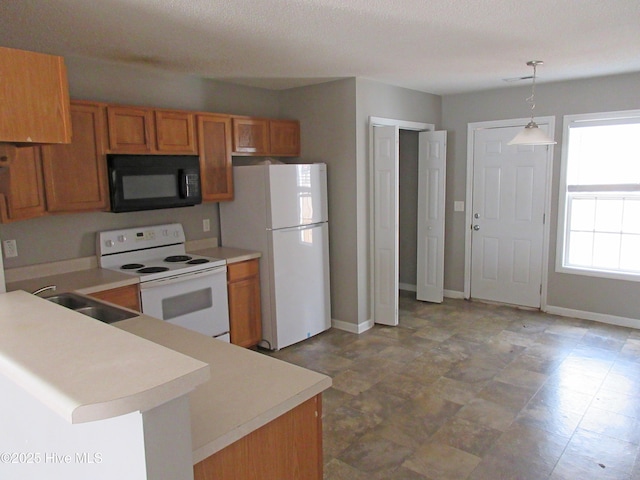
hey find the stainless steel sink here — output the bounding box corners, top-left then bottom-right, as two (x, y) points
(46, 292), (137, 324)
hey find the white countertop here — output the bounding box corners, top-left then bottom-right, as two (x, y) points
(188, 246), (261, 264)
(6, 268), (139, 296)
(115, 316), (331, 464)
(0, 291), (210, 424)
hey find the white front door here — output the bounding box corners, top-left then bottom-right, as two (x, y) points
(373, 125), (399, 326)
(416, 131), (447, 303)
(470, 125), (550, 308)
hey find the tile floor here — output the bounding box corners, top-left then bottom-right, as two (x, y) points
(267, 292), (640, 479)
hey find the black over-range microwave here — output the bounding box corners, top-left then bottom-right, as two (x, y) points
(107, 154), (202, 212)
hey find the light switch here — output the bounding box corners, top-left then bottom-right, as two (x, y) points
(3, 239), (18, 258)
(454, 201), (465, 212)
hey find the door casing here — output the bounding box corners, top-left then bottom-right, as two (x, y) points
(369, 117), (435, 325)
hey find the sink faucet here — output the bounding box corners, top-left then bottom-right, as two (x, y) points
(31, 285), (57, 296)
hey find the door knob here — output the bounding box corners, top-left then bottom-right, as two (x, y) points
(473, 225), (480, 231)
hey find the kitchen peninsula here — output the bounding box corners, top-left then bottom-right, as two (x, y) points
(0, 291), (330, 480)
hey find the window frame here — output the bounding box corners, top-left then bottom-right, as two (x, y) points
(556, 109), (640, 282)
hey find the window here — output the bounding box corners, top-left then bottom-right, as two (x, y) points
(557, 110), (640, 281)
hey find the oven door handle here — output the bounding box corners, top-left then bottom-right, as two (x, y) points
(139, 266), (227, 289)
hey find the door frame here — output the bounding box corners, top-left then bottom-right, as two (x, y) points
(369, 117), (435, 324)
(464, 116), (555, 309)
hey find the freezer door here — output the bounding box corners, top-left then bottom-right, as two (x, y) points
(268, 163), (328, 229)
(269, 222), (331, 349)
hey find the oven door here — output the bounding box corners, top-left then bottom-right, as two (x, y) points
(139, 266), (230, 340)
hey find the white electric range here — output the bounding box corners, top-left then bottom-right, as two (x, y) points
(97, 223), (230, 341)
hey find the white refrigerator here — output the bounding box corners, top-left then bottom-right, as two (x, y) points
(220, 163), (331, 350)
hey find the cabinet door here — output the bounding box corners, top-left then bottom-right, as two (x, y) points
(269, 120), (300, 156)
(0, 46), (72, 144)
(107, 106), (154, 152)
(0, 145), (46, 221)
(41, 102), (108, 212)
(155, 110), (197, 154)
(198, 114), (233, 202)
(227, 259), (262, 348)
(88, 284), (140, 312)
(232, 118), (269, 155)
(193, 395), (322, 480)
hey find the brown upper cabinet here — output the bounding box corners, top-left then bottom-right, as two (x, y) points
(232, 117), (300, 157)
(107, 106), (196, 154)
(232, 117), (269, 155)
(41, 101), (109, 212)
(0, 46), (72, 144)
(155, 110), (197, 153)
(0, 145), (47, 221)
(270, 120), (301, 156)
(198, 114), (234, 202)
(0, 101), (108, 222)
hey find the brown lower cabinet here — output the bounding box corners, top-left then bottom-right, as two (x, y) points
(193, 395), (323, 480)
(227, 259), (262, 348)
(88, 284), (140, 312)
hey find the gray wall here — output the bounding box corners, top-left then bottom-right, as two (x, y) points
(66, 55), (281, 116)
(399, 130), (419, 287)
(355, 79), (441, 324)
(441, 71), (640, 318)
(0, 56), (281, 269)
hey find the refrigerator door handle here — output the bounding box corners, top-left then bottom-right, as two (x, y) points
(268, 223), (324, 233)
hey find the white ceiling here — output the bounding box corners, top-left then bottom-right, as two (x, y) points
(1, 0), (639, 95)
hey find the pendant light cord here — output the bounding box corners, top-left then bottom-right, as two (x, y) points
(526, 62), (538, 123)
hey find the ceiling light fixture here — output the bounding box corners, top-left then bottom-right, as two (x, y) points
(508, 60), (556, 146)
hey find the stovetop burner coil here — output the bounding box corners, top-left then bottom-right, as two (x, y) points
(164, 255), (192, 262)
(121, 263), (145, 270)
(187, 258), (209, 265)
(138, 266), (170, 274)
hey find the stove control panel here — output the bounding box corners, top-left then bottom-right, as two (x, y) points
(97, 223), (187, 258)
(135, 230), (156, 242)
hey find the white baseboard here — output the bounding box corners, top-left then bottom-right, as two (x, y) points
(399, 283), (416, 292)
(332, 318), (374, 334)
(544, 305), (640, 330)
(444, 289), (465, 299)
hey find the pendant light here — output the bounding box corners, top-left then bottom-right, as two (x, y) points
(508, 60), (556, 146)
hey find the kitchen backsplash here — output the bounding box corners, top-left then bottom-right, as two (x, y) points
(0, 203), (220, 269)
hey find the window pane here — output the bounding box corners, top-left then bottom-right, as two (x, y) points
(592, 233), (620, 269)
(620, 234), (640, 272)
(570, 198), (595, 231)
(594, 198), (623, 233)
(568, 232), (593, 267)
(622, 198), (640, 234)
(567, 124), (640, 186)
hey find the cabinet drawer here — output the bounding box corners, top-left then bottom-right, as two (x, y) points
(227, 259), (259, 282)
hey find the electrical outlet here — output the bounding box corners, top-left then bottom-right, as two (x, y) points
(454, 201), (465, 212)
(3, 239), (18, 258)
(203, 219), (211, 232)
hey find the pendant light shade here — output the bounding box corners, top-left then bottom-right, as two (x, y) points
(508, 121), (556, 146)
(508, 61), (556, 146)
